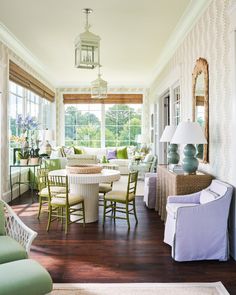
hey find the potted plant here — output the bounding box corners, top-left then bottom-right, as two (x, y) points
(29, 148), (40, 165)
(18, 150), (30, 165)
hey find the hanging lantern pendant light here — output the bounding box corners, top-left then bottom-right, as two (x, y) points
(74, 8), (100, 69)
(91, 65), (108, 99)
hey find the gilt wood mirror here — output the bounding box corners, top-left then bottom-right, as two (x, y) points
(192, 57), (209, 163)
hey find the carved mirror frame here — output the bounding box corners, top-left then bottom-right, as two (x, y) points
(192, 57), (209, 163)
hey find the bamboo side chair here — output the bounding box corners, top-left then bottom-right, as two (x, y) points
(47, 175), (85, 234)
(37, 168), (66, 218)
(103, 171), (138, 229)
(98, 182), (113, 206)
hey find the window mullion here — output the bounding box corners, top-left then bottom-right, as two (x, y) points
(101, 104), (105, 148)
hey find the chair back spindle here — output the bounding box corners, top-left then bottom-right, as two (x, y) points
(127, 171), (138, 202)
(37, 168), (49, 192)
(47, 175), (69, 205)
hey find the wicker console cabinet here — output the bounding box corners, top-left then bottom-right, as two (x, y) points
(156, 165), (213, 221)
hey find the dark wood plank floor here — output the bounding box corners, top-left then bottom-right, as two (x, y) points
(10, 192), (236, 294)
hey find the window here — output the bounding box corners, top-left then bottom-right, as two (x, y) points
(173, 86), (180, 125)
(65, 103), (142, 147)
(9, 81), (52, 162)
(105, 104), (141, 147)
(65, 104), (101, 148)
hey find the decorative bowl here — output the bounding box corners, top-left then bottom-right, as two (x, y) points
(66, 164), (102, 174)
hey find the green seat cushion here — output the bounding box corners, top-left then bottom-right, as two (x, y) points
(74, 146), (83, 154)
(117, 147), (128, 159)
(0, 236), (27, 264)
(0, 202), (5, 235)
(0, 259), (53, 295)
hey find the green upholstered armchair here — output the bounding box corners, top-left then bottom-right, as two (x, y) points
(0, 201), (53, 295)
(129, 154), (157, 180)
(0, 200), (37, 264)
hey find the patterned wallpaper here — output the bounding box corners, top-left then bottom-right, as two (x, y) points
(149, 0), (236, 186)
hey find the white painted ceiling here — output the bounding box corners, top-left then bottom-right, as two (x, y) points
(0, 0), (191, 87)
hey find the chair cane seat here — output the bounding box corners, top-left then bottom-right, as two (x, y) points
(39, 186), (66, 197)
(99, 184), (112, 194)
(105, 190), (135, 202)
(51, 194), (84, 206)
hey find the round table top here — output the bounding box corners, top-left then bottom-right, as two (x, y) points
(48, 168), (120, 184)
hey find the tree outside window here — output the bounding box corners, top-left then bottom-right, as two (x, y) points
(64, 103), (142, 147)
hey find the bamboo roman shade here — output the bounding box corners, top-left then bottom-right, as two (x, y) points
(63, 93), (143, 104)
(9, 61), (55, 102)
(196, 96), (204, 106)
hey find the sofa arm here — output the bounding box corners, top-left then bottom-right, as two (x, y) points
(3, 201), (37, 255)
(167, 192), (201, 204)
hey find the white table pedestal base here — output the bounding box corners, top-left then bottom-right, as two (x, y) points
(70, 183), (99, 223)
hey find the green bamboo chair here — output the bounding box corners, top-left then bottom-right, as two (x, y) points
(98, 182), (113, 206)
(103, 171), (138, 229)
(37, 168), (66, 218)
(47, 175), (85, 234)
(37, 168), (50, 218)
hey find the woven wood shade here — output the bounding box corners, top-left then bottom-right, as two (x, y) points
(63, 93), (143, 104)
(196, 96), (204, 106)
(9, 60), (55, 102)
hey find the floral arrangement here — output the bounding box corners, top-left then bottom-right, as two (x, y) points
(16, 114), (39, 135)
(11, 114), (40, 154)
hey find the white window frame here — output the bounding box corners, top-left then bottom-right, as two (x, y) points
(64, 103), (142, 148)
(9, 81), (52, 163)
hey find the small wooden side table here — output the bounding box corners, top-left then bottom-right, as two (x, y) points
(156, 165), (213, 221)
(10, 164), (40, 202)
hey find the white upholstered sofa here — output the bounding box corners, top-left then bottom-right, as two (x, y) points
(50, 146), (134, 175)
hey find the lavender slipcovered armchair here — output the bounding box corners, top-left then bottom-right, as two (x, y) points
(164, 179), (233, 262)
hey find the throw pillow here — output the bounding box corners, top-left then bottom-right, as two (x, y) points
(62, 146), (75, 156)
(0, 202), (5, 235)
(107, 150), (117, 160)
(117, 147), (128, 159)
(200, 189), (220, 204)
(74, 146), (83, 154)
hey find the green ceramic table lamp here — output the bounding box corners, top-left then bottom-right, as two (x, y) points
(171, 120), (207, 174)
(160, 125), (179, 165)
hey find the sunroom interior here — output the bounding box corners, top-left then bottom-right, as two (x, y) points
(1, 0), (236, 294)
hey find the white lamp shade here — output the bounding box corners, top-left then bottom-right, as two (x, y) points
(45, 130), (55, 141)
(171, 121), (207, 144)
(160, 125), (177, 142)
